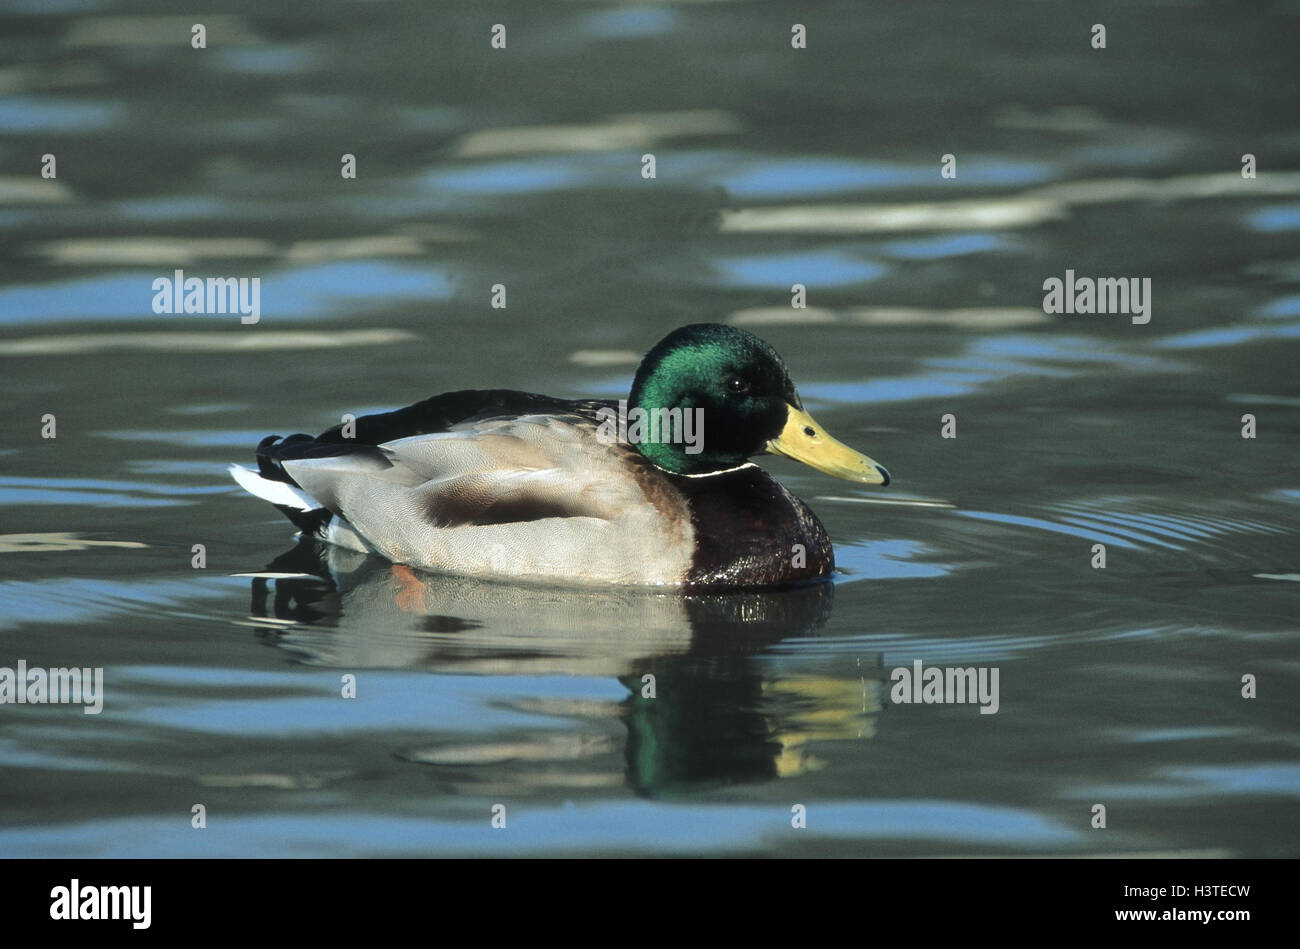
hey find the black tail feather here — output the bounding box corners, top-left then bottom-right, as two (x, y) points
(274, 503), (334, 536)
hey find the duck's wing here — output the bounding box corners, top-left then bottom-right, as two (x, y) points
(281, 412), (643, 529)
(245, 389), (611, 507)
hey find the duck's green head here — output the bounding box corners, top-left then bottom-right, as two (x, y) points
(625, 323), (890, 483)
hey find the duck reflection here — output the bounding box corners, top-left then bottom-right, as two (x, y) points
(243, 538), (884, 797)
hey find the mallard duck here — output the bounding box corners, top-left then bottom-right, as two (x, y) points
(229, 323), (889, 589)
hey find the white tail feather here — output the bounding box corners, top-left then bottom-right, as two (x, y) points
(228, 464), (320, 511)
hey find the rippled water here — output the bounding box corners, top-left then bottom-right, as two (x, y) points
(1, 1), (1297, 857)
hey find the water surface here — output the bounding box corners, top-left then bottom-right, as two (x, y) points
(1, 0), (1297, 857)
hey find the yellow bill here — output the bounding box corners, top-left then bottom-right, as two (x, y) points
(766, 404), (890, 485)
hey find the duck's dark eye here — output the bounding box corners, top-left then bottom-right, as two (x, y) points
(725, 375), (749, 396)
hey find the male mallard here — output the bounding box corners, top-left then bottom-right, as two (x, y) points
(229, 323), (889, 589)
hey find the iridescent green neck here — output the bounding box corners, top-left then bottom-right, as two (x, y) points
(625, 323), (798, 476)
(629, 339), (735, 474)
